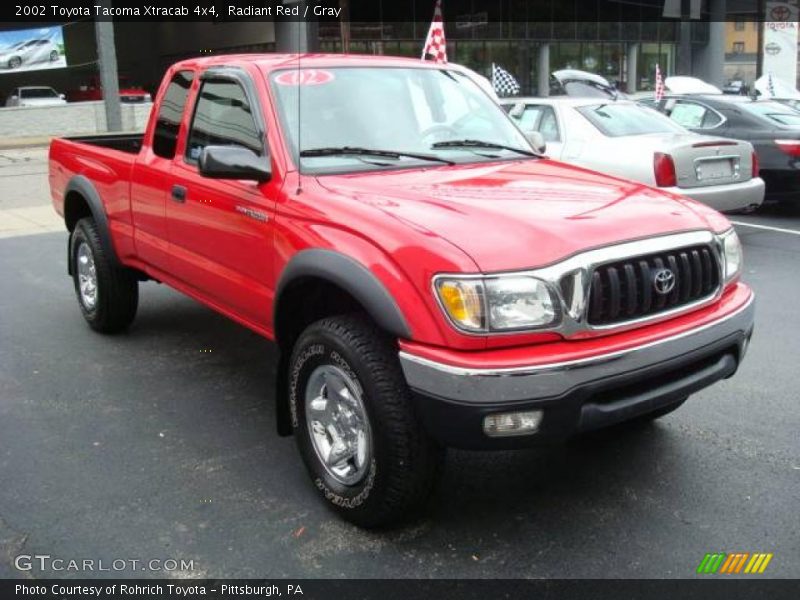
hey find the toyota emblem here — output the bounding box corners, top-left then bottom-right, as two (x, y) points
(653, 268), (676, 295)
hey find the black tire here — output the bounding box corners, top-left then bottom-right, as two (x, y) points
(49, 50), (59, 62)
(8, 56), (21, 69)
(289, 314), (442, 528)
(71, 217), (138, 333)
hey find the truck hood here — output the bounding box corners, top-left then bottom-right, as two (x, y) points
(316, 159), (729, 272)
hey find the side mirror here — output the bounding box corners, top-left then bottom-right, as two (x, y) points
(526, 131), (547, 154)
(509, 102), (525, 119)
(198, 145), (271, 182)
(59, 93), (65, 100)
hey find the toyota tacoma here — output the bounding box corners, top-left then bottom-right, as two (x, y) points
(49, 54), (755, 527)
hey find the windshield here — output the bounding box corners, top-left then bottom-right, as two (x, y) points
(269, 67), (533, 173)
(577, 103), (686, 137)
(21, 88), (58, 99)
(741, 102), (800, 127)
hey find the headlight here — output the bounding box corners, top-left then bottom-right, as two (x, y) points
(435, 275), (559, 333)
(720, 229), (743, 283)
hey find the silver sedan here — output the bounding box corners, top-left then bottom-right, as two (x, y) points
(502, 97), (764, 213)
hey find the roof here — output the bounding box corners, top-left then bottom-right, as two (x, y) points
(171, 53), (450, 73)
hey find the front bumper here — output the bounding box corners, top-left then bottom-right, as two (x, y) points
(666, 177), (764, 213)
(400, 289), (755, 449)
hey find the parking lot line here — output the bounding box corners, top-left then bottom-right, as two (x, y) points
(730, 221), (800, 237)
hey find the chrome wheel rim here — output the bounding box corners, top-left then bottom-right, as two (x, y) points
(305, 364), (372, 486)
(76, 242), (98, 310)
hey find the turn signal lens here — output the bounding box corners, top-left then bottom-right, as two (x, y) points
(653, 152), (677, 187)
(751, 151), (760, 178)
(436, 279), (485, 332)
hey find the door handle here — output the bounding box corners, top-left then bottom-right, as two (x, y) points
(171, 185), (187, 203)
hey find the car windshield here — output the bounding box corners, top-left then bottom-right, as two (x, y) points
(741, 102), (800, 127)
(576, 102), (686, 137)
(21, 88), (58, 99)
(269, 67), (533, 174)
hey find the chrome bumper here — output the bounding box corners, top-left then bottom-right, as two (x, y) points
(399, 294), (755, 404)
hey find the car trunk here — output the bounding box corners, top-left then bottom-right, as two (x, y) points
(633, 133), (753, 189)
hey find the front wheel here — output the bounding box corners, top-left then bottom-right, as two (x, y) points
(8, 56), (21, 69)
(71, 217), (139, 333)
(289, 315), (442, 528)
(49, 50), (59, 62)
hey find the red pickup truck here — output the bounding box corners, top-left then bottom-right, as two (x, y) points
(50, 54), (755, 527)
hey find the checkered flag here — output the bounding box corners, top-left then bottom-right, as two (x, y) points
(421, 0), (447, 64)
(492, 63), (521, 97)
(655, 63), (665, 101)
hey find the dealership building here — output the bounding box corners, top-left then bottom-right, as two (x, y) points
(0, 0), (792, 138)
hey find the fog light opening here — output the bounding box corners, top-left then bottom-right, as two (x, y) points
(483, 410), (543, 438)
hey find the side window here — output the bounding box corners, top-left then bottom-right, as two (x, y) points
(152, 70), (194, 159)
(185, 79), (263, 162)
(538, 107), (561, 142)
(669, 101), (720, 129)
(513, 106), (543, 132)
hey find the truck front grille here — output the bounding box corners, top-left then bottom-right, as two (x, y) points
(587, 244), (720, 326)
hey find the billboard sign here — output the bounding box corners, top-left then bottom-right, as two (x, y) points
(0, 26), (66, 73)
(763, 1), (799, 87)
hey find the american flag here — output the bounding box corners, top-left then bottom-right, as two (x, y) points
(421, 0), (447, 64)
(654, 63), (665, 101)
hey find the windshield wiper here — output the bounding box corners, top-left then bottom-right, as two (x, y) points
(431, 139), (539, 157)
(300, 146), (455, 165)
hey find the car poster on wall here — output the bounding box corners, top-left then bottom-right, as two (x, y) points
(0, 26), (67, 73)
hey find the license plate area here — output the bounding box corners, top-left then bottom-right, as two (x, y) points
(695, 156), (739, 182)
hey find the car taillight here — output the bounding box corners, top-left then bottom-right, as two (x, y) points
(775, 139), (800, 157)
(751, 151), (759, 178)
(653, 152), (677, 187)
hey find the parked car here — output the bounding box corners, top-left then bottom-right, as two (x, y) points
(49, 54), (754, 527)
(722, 80), (749, 95)
(5, 86), (67, 107)
(640, 93), (800, 204)
(550, 68), (621, 99)
(0, 38), (60, 69)
(67, 75), (151, 103)
(502, 97), (764, 213)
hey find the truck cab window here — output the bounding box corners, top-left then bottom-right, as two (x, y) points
(152, 70), (193, 159)
(185, 79), (263, 162)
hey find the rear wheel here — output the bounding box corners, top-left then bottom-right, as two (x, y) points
(49, 50), (59, 62)
(289, 314), (442, 528)
(71, 218), (138, 333)
(8, 56), (21, 69)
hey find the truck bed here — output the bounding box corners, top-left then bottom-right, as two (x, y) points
(61, 132), (144, 154)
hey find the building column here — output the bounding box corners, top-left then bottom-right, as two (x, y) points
(626, 43), (639, 93)
(693, 0), (727, 87)
(677, 21), (693, 75)
(537, 44), (550, 97)
(94, 0), (121, 132)
(274, 2), (319, 53)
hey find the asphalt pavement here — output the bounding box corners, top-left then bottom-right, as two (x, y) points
(0, 149), (798, 578)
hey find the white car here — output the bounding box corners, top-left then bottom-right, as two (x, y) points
(5, 86), (67, 108)
(502, 97), (764, 213)
(0, 39), (60, 70)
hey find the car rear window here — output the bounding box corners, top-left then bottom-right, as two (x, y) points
(576, 103), (685, 137)
(741, 102), (800, 127)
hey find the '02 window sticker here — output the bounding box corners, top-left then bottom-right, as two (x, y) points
(274, 70), (336, 87)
